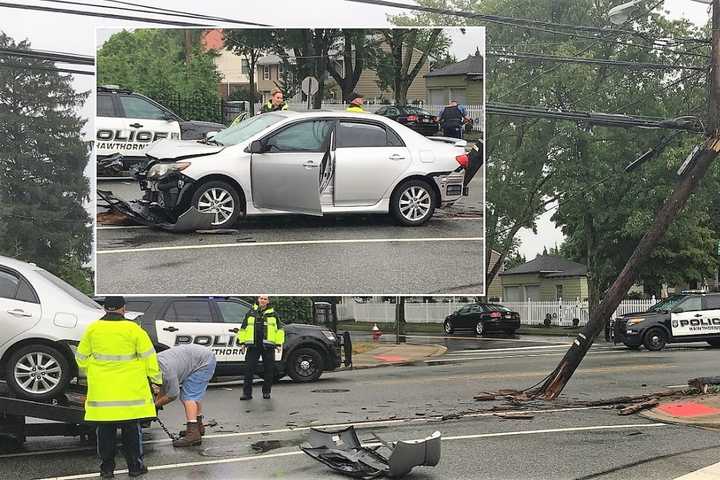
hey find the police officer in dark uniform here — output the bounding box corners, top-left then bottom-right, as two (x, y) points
(439, 100), (466, 139)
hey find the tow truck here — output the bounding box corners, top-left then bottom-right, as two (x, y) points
(0, 383), (93, 447)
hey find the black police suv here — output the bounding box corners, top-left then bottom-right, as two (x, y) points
(609, 292), (720, 351)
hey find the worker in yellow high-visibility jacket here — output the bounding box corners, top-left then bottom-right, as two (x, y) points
(76, 296), (161, 479)
(345, 92), (365, 112)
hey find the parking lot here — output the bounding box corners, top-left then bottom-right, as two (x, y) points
(96, 173), (484, 294)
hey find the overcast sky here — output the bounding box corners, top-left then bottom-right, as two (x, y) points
(0, 0), (711, 260)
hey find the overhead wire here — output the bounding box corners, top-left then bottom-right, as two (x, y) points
(97, 0), (270, 26)
(0, 62), (94, 75)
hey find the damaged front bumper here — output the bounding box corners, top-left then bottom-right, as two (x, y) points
(302, 426), (441, 479)
(97, 189), (216, 232)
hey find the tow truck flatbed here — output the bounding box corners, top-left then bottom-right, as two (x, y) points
(0, 385), (93, 446)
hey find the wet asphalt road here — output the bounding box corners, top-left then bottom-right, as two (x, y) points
(4, 336), (720, 480)
(95, 176), (484, 295)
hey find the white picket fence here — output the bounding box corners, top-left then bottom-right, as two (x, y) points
(338, 298), (656, 326)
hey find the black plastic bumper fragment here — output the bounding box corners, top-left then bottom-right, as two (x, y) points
(97, 189), (215, 232)
(301, 426), (441, 479)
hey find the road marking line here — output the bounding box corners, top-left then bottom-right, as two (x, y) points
(97, 236), (484, 255)
(667, 384), (689, 388)
(673, 461), (720, 479)
(36, 423), (668, 480)
(0, 405), (606, 459)
(96, 225), (150, 230)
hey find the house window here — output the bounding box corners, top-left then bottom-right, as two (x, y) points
(241, 59), (249, 75)
(263, 65), (270, 80)
(503, 286), (522, 302)
(556, 285), (563, 301)
(525, 285), (540, 302)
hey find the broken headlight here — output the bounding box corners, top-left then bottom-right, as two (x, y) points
(146, 161), (191, 179)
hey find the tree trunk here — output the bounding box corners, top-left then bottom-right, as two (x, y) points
(248, 53), (257, 116)
(184, 30), (193, 63)
(584, 212), (601, 314)
(530, 139), (720, 399)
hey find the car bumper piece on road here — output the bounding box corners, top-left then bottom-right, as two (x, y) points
(97, 189), (215, 232)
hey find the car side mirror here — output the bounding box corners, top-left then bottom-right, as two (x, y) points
(671, 307), (684, 314)
(205, 131), (218, 140)
(248, 139), (266, 154)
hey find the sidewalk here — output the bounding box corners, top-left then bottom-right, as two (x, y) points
(641, 393), (720, 430)
(351, 343), (447, 369)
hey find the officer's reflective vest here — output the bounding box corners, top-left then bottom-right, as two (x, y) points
(237, 305), (285, 346)
(261, 101), (288, 113)
(75, 314), (161, 422)
(346, 105), (365, 113)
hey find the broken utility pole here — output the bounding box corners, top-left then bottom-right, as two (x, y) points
(526, 0), (720, 400)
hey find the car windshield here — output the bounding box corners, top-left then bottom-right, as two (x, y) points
(212, 113), (285, 146)
(647, 295), (685, 312)
(35, 269), (102, 310)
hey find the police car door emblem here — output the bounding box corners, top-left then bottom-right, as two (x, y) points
(672, 320), (679, 328)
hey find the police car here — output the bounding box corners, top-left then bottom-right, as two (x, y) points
(609, 291), (720, 351)
(103, 296), (349, 384)
(96, 86), (225, 173)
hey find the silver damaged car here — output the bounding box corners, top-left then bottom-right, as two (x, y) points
(102, 111), (473, 229)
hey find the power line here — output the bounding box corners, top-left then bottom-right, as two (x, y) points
(0, 2), (206, 27)
(345, 0), (710, 45)
(488, 51), (708, 72)
(0, 47), (94, 66)
(97, 0), (271, 26)
(0, 62), (94, 76)
(38, 0), (270, 26)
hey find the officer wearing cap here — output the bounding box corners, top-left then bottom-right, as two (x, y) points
(76, 296), (161, 479)
(346, 92), (365, 112)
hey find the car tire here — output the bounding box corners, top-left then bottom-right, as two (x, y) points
(287, 347), (324, 383)
(5, 344), (72, 401)
(443, 320), (454, 335)
(642, 328), (668, 351)
(707, 339), (720, 347)
(475, 321), (486, 336)
(190, 180), (242, 228)
(390, 179), (437, 226)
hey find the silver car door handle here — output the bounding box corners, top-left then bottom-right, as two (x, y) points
(303, 161), (319, 169)
(388, 154), (405, 160)
(7, 309), (31, 317)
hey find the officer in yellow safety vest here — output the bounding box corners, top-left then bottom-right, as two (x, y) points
(237, 295), (285, 400)
(75, 296), (161, 479)
(346, 92), (365, 112)
(260, 88), (289, 113)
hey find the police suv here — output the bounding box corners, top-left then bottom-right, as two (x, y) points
(96, 86), (225, 172)
(113, 296), (349, 384)
(609, 291), (720, 351)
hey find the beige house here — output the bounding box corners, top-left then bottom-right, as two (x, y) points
(424, 50), (484, 106)
(491, 254), (589, 302)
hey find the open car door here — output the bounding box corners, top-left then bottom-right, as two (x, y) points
(251, 119), (334, 216)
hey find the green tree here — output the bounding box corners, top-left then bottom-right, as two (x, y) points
(224, 29), (276, 115)
(0, 33), (92, 290)
(97, 29), (221, 107)
(326, 29), (380, 102)
(374, 29), (445, 104)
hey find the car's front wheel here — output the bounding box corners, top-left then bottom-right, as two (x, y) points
(475, 321), (486, 336)
(5, 344), (71, 401)
(191, 180), (242, 228)
(287, 347), (324, 383)
(642, 328), (668, 351)
(390, 179), (436, 226)
(443, 320), (454, 335)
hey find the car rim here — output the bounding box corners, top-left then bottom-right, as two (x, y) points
(650, 334), (663, 348)
(14, 352), (62, 394)
(444, 322), (452, 333)
(295, 354), (318, 378)
(476, 323), (483, 335)
(399, 186), (431, 221)
(197, 188), (234, 226)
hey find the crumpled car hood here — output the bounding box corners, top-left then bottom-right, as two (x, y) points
(145, 138), (224, 161)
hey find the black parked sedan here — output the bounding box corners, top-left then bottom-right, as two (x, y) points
(444, 304), (521, 336)
(375, 105), (440, 136)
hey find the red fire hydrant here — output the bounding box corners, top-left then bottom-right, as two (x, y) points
(372, 323), (382, 342)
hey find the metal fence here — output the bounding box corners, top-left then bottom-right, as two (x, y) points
(338, 298), (657, 326)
